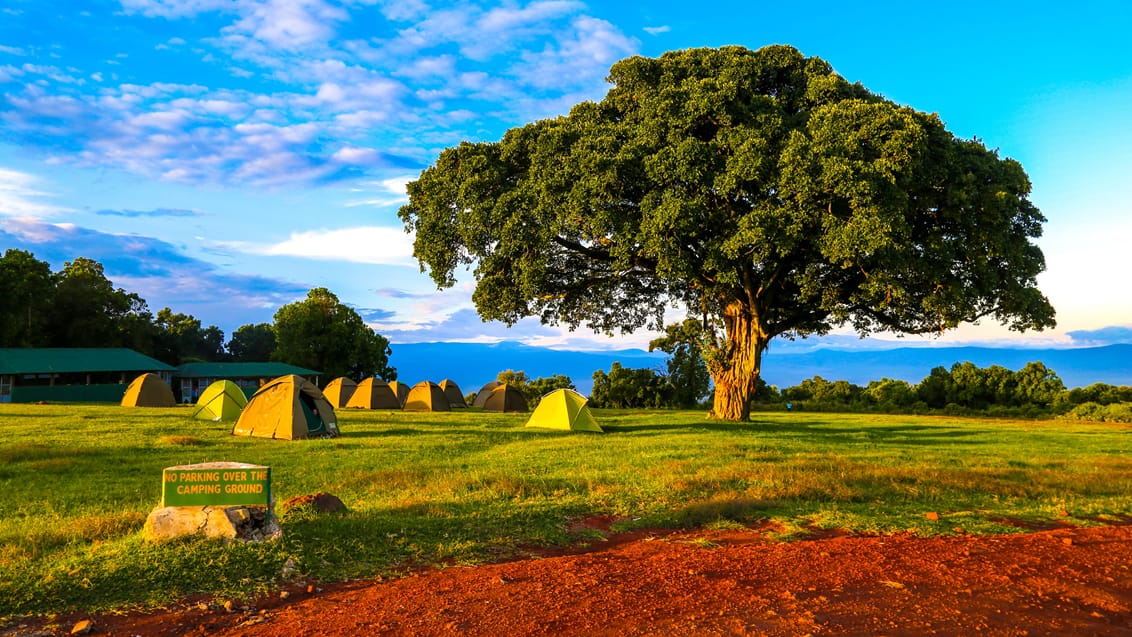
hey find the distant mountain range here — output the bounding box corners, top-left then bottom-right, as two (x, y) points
(389, 341), (1132, 396)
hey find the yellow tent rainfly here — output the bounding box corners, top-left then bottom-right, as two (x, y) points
(121, 373), (177, 407)
(232, 375), (338, 440)
(525, 389), (602, 432)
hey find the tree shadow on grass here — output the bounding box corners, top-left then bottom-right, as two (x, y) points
(603, 417), (987, 447)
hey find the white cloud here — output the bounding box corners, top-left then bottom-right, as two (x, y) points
(227, 0), (347, 50)
(221, 226), (416, 265)
(2, 1), (637, 188)
(0, 168), (70, 218)
(345, 175), (414, 207)
(643, 25), (670, 35)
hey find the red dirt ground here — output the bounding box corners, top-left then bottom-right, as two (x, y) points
(8, 519), (1132, 636)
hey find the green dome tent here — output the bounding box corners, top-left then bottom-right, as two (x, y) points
(472, 380), (502, 408)
(387, 380), (411, 407)
(525, 389), (602, 432)
(192, 380), (248, 421)
(481, 383), (529, 413)
(439, 379), (467, 408)
(403, 381), (451, 412)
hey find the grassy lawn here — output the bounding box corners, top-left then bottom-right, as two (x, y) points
(2, 402), (1131, 618)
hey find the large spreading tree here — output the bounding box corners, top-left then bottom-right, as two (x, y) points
(399, 45), (1055, 421)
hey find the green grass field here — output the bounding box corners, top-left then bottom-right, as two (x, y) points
(2, 403), (1131, 618)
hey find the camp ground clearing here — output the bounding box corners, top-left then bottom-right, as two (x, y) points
(2, 402), (1131, 617)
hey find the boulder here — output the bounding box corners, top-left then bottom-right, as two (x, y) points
(144, 504), (280, 542)
(281, 492), (346, 515)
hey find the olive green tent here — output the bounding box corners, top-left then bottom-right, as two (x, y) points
(403, 381), (451, 412)
(346, 378), (402, 409)
(233, 375), (338, 440)
(481, 383), (529, 413)
(192, 380), (248, 421)
(322, 377), (357, 408)
(121, 373), (177, 407)
(525, 389), (602, 432)
(387, 380), (411, 407)
(472, 380), (502, 408)
(439, 379), (467, 408)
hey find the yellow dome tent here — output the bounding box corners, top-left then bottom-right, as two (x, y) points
(233, 375), (338, 440)
(525, 389), (602, 432)
(439, 379), (467, 408)
(322, 377), (357, 408)
(481, 383), (529, 413)
(346, 378), (402, 409)
(403, 381), (451, 412)
(120, 373), (176, 407)
(192, 380), (248, 421)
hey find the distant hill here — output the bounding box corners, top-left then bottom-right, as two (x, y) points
(389, 341), (666, 397)
(388, 341), (1132, 397)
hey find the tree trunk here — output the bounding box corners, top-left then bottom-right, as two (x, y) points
(708, 301), (767, 421)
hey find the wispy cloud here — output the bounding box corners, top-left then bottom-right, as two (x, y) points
(0, 1), (637, 188)
(94, 207), (201, 217)
(0, 217), (306, 329)
(217, 225), (416, 265)
(643, 25), (670, 35)
(0, 168), (71, 218)
(1065, 326), (1132, 347)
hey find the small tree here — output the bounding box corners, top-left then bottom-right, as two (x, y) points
(273, 288), (395, 380)
(649, 319), (711, 408)
(228, 323), (277, 362)
(0, 249), (55, 347)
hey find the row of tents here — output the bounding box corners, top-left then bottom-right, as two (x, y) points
(118, 373), (601, 440)
(323, 378), (529, 413)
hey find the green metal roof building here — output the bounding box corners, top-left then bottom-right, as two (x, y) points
(0, 348), (175, 403)
(174, 362), (322, 401)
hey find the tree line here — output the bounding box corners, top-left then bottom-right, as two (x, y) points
(582, 355), (1132, 423)
(0, 249), (395, 380)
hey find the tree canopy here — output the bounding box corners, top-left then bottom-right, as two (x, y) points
(399, 44), (1055, 421)
(273, 287), (396, 381)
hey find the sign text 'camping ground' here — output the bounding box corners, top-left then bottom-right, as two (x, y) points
(162, 462), (271, 507)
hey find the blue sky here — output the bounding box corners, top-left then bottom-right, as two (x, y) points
(2, 0), (1130, 352)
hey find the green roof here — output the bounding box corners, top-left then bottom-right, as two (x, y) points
(175, 362), (321, 378)
(0, 348), (175, 374)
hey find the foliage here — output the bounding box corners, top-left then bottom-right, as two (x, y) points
(399, 44), (1055, 421)
(590, 362), (668, 408)
(153, 308), (226, 364)
(272, 288), (395, 380)
(3, 403), (1132, 617)
(649, 319), (712, 408)
(0, 249), (55, 347)
(227, 323), (277, 362)
(42, 258), (155, 351)
(494, 370), (576, 407)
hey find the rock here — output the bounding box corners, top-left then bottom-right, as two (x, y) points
(281, 492), (346, 515)
(70, 619), (93, 634)
(143, 505), (280, 543)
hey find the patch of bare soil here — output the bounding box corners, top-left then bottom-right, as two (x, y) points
(9, 521), (1132, 636)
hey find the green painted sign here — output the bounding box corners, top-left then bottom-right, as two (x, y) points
(162, 462), (271, 507)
